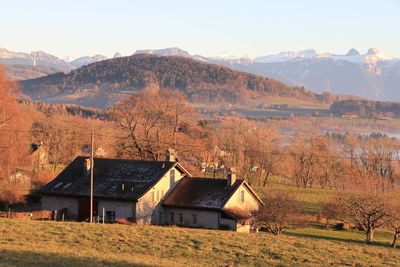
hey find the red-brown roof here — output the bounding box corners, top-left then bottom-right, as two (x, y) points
(221, 207), (253, 221)
(162, 177), (244, 210)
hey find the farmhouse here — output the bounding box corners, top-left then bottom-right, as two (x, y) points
(39, 150), (262, 231)
(162, 169), (263, 231)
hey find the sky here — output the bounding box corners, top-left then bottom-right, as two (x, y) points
(1, 0), (399, 60)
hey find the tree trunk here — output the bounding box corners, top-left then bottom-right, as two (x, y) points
(325, 219), (330, 228)
(392, 232), (399, 248)
(366, 228), (374, 243)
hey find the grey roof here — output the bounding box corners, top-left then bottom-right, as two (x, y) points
(162, 177), (244, 210)
(39, 156), (182, 201)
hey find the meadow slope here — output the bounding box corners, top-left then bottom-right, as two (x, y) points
(0, 218), (399, 267)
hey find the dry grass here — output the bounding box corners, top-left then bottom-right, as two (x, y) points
(0, 218), (399, 267)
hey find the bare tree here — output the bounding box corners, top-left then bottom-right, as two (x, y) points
(320, 200), (345, 228)
(342, 192), (391, 243)
(387, 206), (400, 248)
(256, 192), (303, 235)
(112, 90), (194, 161)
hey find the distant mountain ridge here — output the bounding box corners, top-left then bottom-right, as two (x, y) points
(70, 55), (108, 68)
(2, 46), (400, 101)
(20, 54), (339, 109)
(0, 47), (72, 71)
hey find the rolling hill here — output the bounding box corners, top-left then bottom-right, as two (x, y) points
(20, 54), (340, 109)
(3, 64), (60, 81)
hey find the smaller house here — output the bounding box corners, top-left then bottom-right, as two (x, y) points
(9, 171), (31, 184)
(30, 143), (48, 172)
(81, 145), (108, 157)
(162, 168), (263, 231)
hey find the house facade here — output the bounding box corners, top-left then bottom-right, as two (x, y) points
(40, 150), (262, 231)
(162, 169), (263, 231)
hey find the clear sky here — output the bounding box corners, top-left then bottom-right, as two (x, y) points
(1, 0), (399, 60)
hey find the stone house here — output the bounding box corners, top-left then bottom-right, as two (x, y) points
(162, 169), (263, 231)
(39, 150), (263, 231)
(30, 143), (48, 172)
(9, 171), (31, 184)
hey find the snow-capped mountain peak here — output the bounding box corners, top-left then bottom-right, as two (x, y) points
(254, 49), (318, 63)
(70, 54), (108, 68)
(133, 47), (191, 57)
(346, 48), (360, 56)
(113, 52), (122, 58)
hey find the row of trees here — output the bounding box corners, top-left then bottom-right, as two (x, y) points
(257, 191), (400, 248)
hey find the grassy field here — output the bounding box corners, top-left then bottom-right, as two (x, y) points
(0, 218), (399, 267)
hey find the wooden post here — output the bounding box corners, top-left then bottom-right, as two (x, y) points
(102, 207), (105, 224)
(90, 131), (94, 223)
(62, 213), (65, 222)
(8, 208), (10, 219)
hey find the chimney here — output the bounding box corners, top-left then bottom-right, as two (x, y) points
(165, 148), (176, 162)
(84, 158), (91, 177)
(227, 167), (236, 186)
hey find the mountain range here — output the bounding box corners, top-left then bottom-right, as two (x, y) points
(1, 46), (399, 101)
(20, 54), (342, 109)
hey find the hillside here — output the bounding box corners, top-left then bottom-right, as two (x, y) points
(3, 64), (60, 80)
(331, 99), (400, 118)
(20, 54), (334, 109)
(18, 100), (110, 120)
(0, 218), (399, 267)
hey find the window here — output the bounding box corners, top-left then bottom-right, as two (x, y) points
(170, 212), (175, 224)
(156, 191), (159, 201)
(53, 182), (63, 188)
(106, 211), (115, 222)
(170, 170), (175, 181)
(151, 191), (155, 202)
(178, 212), (184, 224)
(62, 183), (72, 189)
(192, 214), (198, 225)
(240, 190), (245, 202)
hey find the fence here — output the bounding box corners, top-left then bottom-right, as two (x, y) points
(0, 210), (54, 220)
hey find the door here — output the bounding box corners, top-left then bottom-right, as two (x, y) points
(78, 197), (98, 221)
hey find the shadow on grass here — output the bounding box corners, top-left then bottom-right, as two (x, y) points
(0, 250), (153, 267)
(284, 231), (392, 248)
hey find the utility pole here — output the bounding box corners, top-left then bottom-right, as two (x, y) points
(90, 131), (94, 223)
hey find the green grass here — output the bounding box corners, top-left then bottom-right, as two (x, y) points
(255, 180), (345, 217)
(0, 218), (399, 267)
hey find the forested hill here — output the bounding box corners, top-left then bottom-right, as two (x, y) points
(21, 54), (334, 107)
(331, 100), (400, 118)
